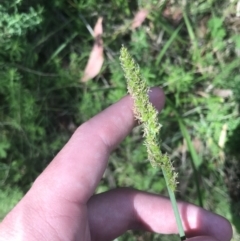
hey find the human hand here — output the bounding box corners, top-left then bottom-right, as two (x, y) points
(0, 88), (232, 241)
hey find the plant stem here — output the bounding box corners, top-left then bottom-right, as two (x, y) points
(162, 169), (186, 241)
(120, 47), (186, 239)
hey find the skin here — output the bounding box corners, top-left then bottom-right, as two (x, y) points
(0, 87), (232, 241)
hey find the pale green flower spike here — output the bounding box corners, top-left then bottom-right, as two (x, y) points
(119, 46), (186, 241)
(119, 46), (177, 191)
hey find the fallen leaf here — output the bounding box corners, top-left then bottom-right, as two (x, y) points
(196, 91), (209, 98)
(131, 9), (148, 29)
(93, 17), (103, 37)
(162, 5), (182, 24)
(218, 124), (228, 148)
(237, 0), (240, 17)
(196, 16), (209, 39)
(192, 137), (203, 154)
(213, 89), (233, 98)
(81, 17), (104, 82)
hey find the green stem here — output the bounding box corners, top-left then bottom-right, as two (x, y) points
(119, 47), (185, 239)
(162, 169), (186, 241)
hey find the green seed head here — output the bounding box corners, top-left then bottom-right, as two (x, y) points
(119, 46), (177, 191)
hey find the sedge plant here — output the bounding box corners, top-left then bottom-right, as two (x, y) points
(120, 46), (186, 240)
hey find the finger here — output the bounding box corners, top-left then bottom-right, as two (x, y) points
(187, 237), (220, 241)
(33, 87), (165, 203)
(88, 188), (232, 241)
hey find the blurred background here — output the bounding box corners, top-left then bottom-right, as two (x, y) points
(0, 0), (240, 240)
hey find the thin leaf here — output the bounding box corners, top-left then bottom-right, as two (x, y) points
(155, 24), (183, 66)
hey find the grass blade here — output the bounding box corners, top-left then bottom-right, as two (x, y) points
(167, 98), (203, 207)
(155, 24), (183, 66)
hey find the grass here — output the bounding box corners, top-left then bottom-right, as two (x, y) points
(1, 0), (240, 240)
(0, 188), (23, 220)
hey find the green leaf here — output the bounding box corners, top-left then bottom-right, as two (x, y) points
(0, 142), (10, 159)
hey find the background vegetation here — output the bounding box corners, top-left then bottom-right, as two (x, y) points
(0, 0), (240, 240)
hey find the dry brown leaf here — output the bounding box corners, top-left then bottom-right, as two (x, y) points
(81, 17), (104, 82)
(213, 89), (233, 98)
(93, 17), (103, 37)
(218, 124), (228, 148)
(237, 0), (240, 17)
(196, 91), (209, 98)
(196, 16), (209, 39)
(162, 5), (182, 24)
(131, 9), (148, 29)
(192, 137), (203, 154)
(174, 137), (203, 156)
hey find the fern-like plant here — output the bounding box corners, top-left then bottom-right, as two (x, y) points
(120, 46), (186, 240)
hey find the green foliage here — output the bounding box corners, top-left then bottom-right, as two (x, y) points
(0, 1), (42, 62)
(0, 5), (42, 39)
(0, 187), (23, 221)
